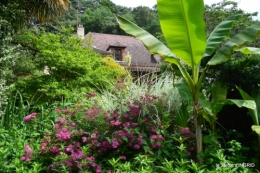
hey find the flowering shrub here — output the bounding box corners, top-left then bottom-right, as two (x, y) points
(20, 90), (172, 172)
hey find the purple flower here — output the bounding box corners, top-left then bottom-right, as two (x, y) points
(134, 144), (140, 150)
(51, 147), (60, 154)
(65, 145), (73, 153)
(150, 135), (157, 139)
(123, 122), (130, 128)
(96, 166), (101, 173)
(21, 144), (33, 162)
(72, 149), (84, 160)
(119, 130), (128, 137)
(123, 113), (130, 119)
(82, 136), (87, 143)
(87, 109), (99, 115)
(121, 156), (126, 160)
(156, 143), (162, 147)
(58, 117), (68, 124)
(24, 113), (37, 123)
(54, 123), (60, 129)
(65, 159), (73, 166)
(86, 156), (95, 161)
(158, 134), (164, 140)
(20, 156), (26, 161)
(71, 122), (76, 126)
(56, 128), (71, 140)
(128, 105), (140, 116)
(131, 122), (138, 127)
(110, 120), (122, 126)
(55, 109), (61, 113)
(111, 138), (119, 148)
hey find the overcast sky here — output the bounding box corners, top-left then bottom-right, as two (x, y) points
(111, 0), (260, 20)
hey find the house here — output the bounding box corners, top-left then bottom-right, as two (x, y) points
(76, 24), (161, 77)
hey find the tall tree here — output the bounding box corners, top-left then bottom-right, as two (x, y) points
(0, 0), (70, 42)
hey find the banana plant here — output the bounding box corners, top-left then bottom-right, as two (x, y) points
(116, 0), (260, 163)
(226, 87), (260, 165)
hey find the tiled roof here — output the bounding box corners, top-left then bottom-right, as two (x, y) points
(85, 32), (161, 68)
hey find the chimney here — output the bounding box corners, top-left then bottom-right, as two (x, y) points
(77, 23), (84, 39)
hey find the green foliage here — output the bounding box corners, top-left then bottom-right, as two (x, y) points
(204, 0), (257, 37)
(116, 0), (260, 161)
(102, 56), (131, 80)
(12, 28), (119, 104)
(0, 73), (258, 172)
(81, 6), (119, 34)
(0, 37), (23, 117)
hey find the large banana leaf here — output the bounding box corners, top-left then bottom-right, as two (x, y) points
(208, 22), (260, 65)
(211, 80), (228, 105)
(236, 47), (260, 54)
(116, 16), (179, 65)
(203, 14), (241, 57)
(175, 80), (193, 107)
(236, 87), (259, 125)
(157, 0), (206, 67)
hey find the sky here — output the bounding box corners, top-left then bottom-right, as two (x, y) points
(110, 0), (260, 20)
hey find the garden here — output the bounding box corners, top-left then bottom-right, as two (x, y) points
(1, 0), (260, 172)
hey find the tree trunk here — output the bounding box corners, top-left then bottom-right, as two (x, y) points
(194, 101), (203, 164)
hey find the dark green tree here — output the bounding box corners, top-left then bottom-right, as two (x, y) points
(11, 28), (120, 104)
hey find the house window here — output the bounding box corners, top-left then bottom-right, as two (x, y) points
(114, 49), (122, 61)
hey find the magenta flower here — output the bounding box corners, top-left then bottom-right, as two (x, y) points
(96, 165), (101, 173)
(21, 144), (33, 162)
(158, 134), (164, 140)
(121, 156), (126, 160)
(131, 122), (138, 127)
(72, 149), (84, 160)
(20, 156), (26, 161)
(65, 159), (73, 166)
(128, 105), (140, 116)
(54, 123), (60, 129)
(110, 120), (122, 126)
(51, 147), (60, 154)
(82, 136), (87, 143)
(55, 109), (61, 113)
(55, 128), (71, 140)
(58, 117), (68, 124)
(24, 113), (37, 123)
(134, 144), (140, 149)
(87, 109), (99, 115)
(111, 138), (119, 148)
(71, 122), (76, 126)
(150, 135), (157, 139)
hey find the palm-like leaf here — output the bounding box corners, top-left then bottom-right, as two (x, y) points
(203, 14), (241, 57)
(116, 16), (178, 64)
(157, 0), (206, 67)
(208, 22), (260, 65)
(116, 16), (194, 93)
(26, 0), (70, 22)
(236, 47), (260, 54)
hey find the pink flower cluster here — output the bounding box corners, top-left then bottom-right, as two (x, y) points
(21, 145), (33, 162)
(33, 93), (166, 172)
(56, 128), (71, 140)
(150, 134), (164, 149)
(177, 126), (195, 155)
(24, 113), (37, 123)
